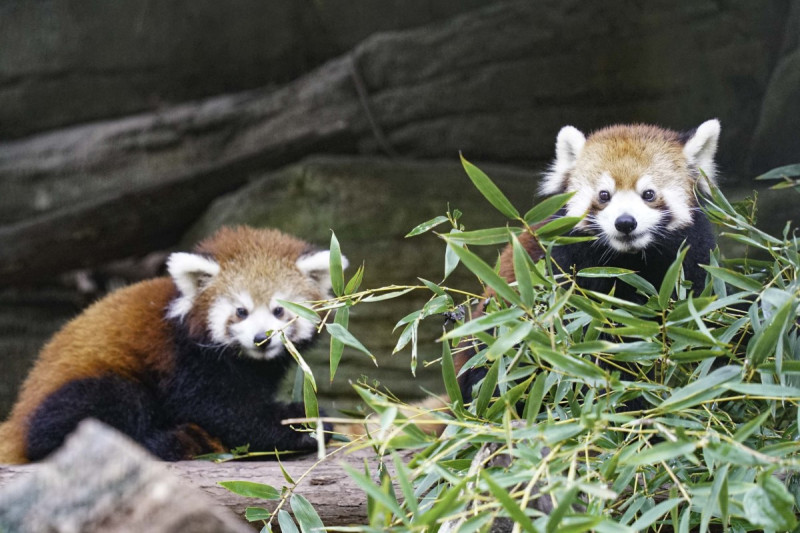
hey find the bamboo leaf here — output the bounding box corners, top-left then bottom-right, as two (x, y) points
(511, 233), (534, 308)
(481, 470), (537, 532)
(329, 230), (345, 297)
(277, 510), (300, 533)
(218, 481), (280, 500)
(524, 191), (575, 224)
(655, 365), (741, 413)
(442, 240), (523, 306)
(329, 307), (349, 381)
(658, 246), (688, 309)
(630, 498), (682, 532)
(406, 215), (449, 237)
(290, 493), (325, 533)
(245, 507), (272, 522)
(326, 323), (375, 364)
(460, 154), (520, 219)
(441, 338), (463, 406)
(277, 300), (321, 325)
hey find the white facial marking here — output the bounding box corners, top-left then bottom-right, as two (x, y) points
(207, 290), (320, 361)
(595, 187), (662, 252)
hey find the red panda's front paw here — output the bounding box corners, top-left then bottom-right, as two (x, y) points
(171, 423), (226, 459)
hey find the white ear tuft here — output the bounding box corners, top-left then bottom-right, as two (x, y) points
(167, 252), (220, 299)
(539, 125), (586, 195)
(296, 250), (349, 295)
(683, 119), (721, 191)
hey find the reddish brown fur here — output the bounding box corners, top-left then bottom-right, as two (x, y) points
(573, 124), (690, 193)
(0, 279), (177, 463)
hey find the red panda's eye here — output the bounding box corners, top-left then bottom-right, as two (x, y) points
(598, 190), (611, 202)
(273, 306), (285, 319)
(235, 307), (248, 319)
(642, 189), (656, 202)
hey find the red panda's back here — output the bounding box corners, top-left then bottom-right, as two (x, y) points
(0, 277), (177, 463)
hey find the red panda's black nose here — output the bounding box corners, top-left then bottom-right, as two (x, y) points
(615, 215), (637, 234)
(253, 332), (269, 346)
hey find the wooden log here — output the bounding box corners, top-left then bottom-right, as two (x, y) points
(0, 420), (393, 530)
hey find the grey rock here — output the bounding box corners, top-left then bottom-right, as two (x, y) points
(0, 420), (252, 533)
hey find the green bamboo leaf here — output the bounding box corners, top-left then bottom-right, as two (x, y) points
(620, 441), (697, 466)
(344, 263), (364, 294)
(277, 300), (321, 325)
(701, 265), (762, 292)
(277, 453), (296, 485)
(701, 463), (729, 533)
(405, 215), (449, 237)
(485, 321), (533, 360)
(536, 347), (606, 381)
(442, 240), (523, 306)
(277, 510), (300, 533)
(282, 335), (316, 392)
(577, 267), (637, 277)
(329, 307), (349, 381)
(524, 372), (547, 423)
(743, 473), (798, 531)
(343, 464), (410, 527)
(460, 154), (520, 219)
(536, 216), (584, 240)
(329, 231), (345, 297)
(480, 470), (537, 532)
(442, 307), (525, 340)
(658, 246), (688, 309)
(290, 493), (325, 533)
(724, 383), (800, 398)
(756, 163), (800, 180)
(391, 453), (419, 516)
(629, 498), (682, 531)
(303, 374), (319, 422)
(245, 507), (272, 522)
(326, 323), (375, 364)
(441, 338), (463, 406)
(746, 296), (796, 367)
(361, 288), (414, 302)
(655, 365), (741, 413)
(511, 233), (534, 308)
(546, 485), (580, 533)
(446, 227), (522, 245)
(475, 357), (500, 416)
(734, 410), (771, 443)
(524, 191), (575, 224)
(218, 481), (281, 500)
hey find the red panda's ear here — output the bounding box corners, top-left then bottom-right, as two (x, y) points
(683, 119), (721, 192)
(296, 250), (350, 295)
(540, 125), (585, 196)
(167, 252), (220, 300)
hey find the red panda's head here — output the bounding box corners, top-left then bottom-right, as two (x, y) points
(165, 226), (348, 360)
(539, 119), (720, 253)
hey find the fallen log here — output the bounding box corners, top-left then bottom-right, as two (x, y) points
(0, 420), (395, 530)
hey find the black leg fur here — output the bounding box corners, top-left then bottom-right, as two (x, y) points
(24, 375), (196, 461)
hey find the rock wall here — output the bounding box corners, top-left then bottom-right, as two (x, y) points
(0, 0), (487, 139)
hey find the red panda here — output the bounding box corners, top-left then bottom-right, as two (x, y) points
(0, 226), (345, 463)
(456, 120), (721, 401)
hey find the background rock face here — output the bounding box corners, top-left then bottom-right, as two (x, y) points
(0, 0), (488, 139)
(1, 1), (798, 419)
